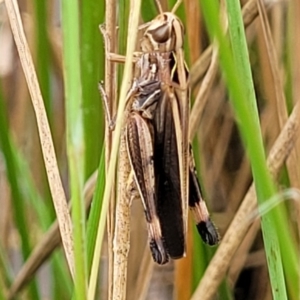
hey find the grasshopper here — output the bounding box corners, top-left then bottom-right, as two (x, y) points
(125, 7), (220, 264)
(101, 0), (220, 264)
(101, 0), (219, 297)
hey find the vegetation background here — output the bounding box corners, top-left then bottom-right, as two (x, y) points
(0, 0), (299, 299)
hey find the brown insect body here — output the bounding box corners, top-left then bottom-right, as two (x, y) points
(125, 12), (219, 265)
(126, 52), (173, 264)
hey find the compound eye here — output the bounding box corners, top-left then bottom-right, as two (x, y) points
(147, 22), (171, 44)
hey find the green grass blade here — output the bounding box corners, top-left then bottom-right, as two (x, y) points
(61, 0), (87, 297)
(0, 102), (72, 297)
(199, 0), (293, 298)
(51, 251), (73, 299)
(81, 0), (105, 178)
(88, 1), (142, 297)
(33, 0), (52, 122)
(86, 148), (105, 273)
(226, 1), (299, 298)
(0, 85), (40, 300)
(0, 101), (73, 296)
(141, 0), (157, 21)
(14, 148), (73, 297)
(117, 0), (130, 88)
(118, 1), (130, 56)
(0, 243), (13, 294)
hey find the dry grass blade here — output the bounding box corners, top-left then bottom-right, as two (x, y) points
(228, 220), (261, 285)
(7, 171), (98, 298)
(291, 0), (300, 237)
(190, 0), (258, 87)
(257, 0), (287, 126)
(4, 0), (74, 277)
(189, 48), (218, 139)
(88, 0), (141, 298)
(8, 223), (61, 299)
(206, 116), (234, 187)
(103, 1), (117, 298)
(191, 102), (300, 300)
(257, 0), (300, 208)
(133, 246), (154, 300)
(227, 155), (251, 211)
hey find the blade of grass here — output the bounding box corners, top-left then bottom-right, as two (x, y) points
(14, 149), (73, 297)
(33, 0), (52, 121)
(190, 0), (259, 87)
(87, 0), (142, 298)
(8, 170), (97, 298)
(5, 0), (74, 278)
(0, 73), (40, 300)
(51, 251), (73, 299)
(256, 1), (300, 298)
(191, 99), (300, 299)
(103, 1), (117, 298)
(117, 0), (130, 97)
(0, 124), (71, 297)
(0, 243), (13, 294)
(60, 0), (87, 297)
(141, 0), (157, 21)
(200, 0), (287, 298)
(190, 139), (227, 296)
(0, 231), (14, 299)
(81, 0), (105, 178)
(86, 148), (105, 272)
(289, 2), (300, 295)
(226, 0), (299, 298)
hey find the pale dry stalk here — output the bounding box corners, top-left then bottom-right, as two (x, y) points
(4, 0), (74, 278)
(191, 102), (300, 300)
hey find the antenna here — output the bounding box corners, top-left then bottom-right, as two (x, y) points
(155, 0), (182, 14)
(155, 0), (163, 13)
(171, 0), (182, 13)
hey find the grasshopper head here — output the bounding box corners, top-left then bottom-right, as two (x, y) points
(141, 12), (184, 53)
